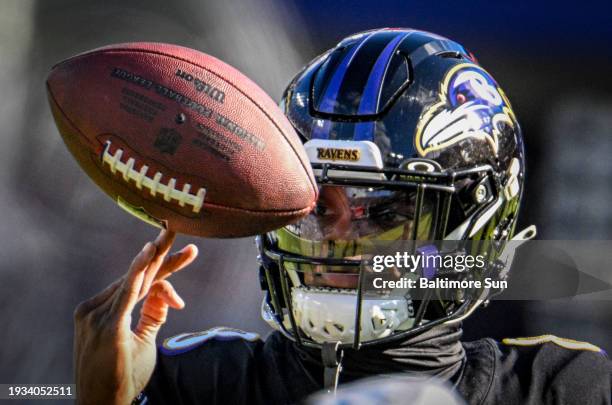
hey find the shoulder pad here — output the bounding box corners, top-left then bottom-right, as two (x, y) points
(160, 326), (260, 356)
(502, 334), (603, 353)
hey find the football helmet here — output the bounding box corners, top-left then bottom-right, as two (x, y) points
(257, 28), (535, 349)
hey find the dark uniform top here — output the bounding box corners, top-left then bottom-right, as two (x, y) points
(134, 327), (611, 405)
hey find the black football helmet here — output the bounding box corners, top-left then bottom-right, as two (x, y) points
(257, 28), (535, 349)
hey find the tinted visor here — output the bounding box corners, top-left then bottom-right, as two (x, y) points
(282, 184), (437, 243)
(269, 184), (439, 288)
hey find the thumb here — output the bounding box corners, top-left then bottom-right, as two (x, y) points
(135, 280), (185, 340)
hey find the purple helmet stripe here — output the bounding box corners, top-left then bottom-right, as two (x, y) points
(311, 119), (332, 139)
(353, 32), (409, 141)
(316, 32), (374, 114)
(353, 122), (375, 141)
(358, 32), (409, 115)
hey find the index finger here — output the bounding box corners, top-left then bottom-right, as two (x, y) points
(153, 229), (176, 258)
(110, 241), (157, 318)
(138, 230), (177, 298)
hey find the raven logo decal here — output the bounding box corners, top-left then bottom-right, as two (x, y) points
(415, 63), (516, 157)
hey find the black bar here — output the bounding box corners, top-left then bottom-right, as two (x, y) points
(437, 192), (453, 240)
(352, 265), (365, 350)
(413, 289), (432, 327)
(277, 256), (303, 346)
(412, 184), (425, 242)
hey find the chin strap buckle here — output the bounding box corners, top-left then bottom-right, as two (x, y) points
(321, 341), (344, 394)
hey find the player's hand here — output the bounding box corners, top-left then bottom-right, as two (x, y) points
(73, 229), (198, 405)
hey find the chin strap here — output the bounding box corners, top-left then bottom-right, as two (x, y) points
(322, 341), (344, 393)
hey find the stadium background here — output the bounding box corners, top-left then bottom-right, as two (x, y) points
(0, 0), (610, 386)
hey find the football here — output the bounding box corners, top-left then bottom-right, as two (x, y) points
(46, 42), (317, 237)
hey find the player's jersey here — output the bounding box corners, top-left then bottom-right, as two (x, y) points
(133, 327), (611, 405)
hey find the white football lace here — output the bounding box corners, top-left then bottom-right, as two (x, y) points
(102, 141), (206, 213)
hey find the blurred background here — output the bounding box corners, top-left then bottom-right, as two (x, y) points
(0, 0), (611, 388)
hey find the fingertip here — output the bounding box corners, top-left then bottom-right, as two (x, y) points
(167, 284), (185, 309)
(173, 293), (185, 309)
(185, 244), (199, 257)
(150, 280), (184, 309)
(161, 229), (176, 240)
(154, 230), (177, 255)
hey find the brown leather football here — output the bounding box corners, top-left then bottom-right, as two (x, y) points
(46, 42), (317, 237)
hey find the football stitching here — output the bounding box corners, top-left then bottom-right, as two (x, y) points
(102, 141), (206, 213)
